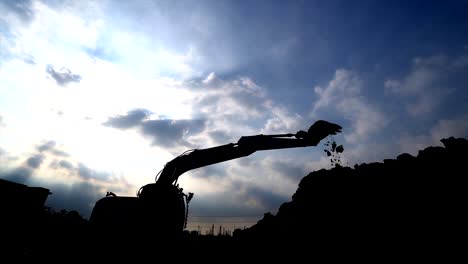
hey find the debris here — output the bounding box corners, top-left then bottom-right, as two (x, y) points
(323, 137), (344, 167)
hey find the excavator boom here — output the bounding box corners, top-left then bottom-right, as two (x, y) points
(156, 133), (323, 186)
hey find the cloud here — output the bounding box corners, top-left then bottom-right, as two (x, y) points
(190, 74), (266, 122)
(188, 182), (289, 218)
(101, 73), (309, 153)
(1, 140), (136, 218)
(37, 141), (56, 152)
(36, 140), (69, 157)
(431, 115), (468, 140)
(50, 158), (114, 182)
(1, 161), (134, 219)
(337, 98), (388, 144)
(58, 160), (74, 170)
(384, 53), (468, 116)
(207, 130), (232, 145)
(77, 163), (111, 181)
(313, 69), (388, 144)
(261, 101), (303, 134)
(0, 167), (33, 184)
(103, 109), (150, 129)
(46, 65), (82, 86)
(44, 181), (105, 217)
(141, 119), (206, 148)
(243, 185), (289, 211)
(202, 72), (218, 84)
(186, 73), (305, 146)
(269, 159), (308, 182)
(398, 114), (468, 155)
(42, 167), (135, 217)
(26, 153), (44, 169)
(103, 109), (206, 149)
(313, 69), (362, 111)
(43, 173), (133, 217)
(185, 152), (314, 213)
(0, 0), (34, 22)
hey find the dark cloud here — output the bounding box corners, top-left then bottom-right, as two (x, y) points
(51, 149), (69, 157)
(190, 163), (229, 179)
(270, 160), (307, 182)
(77, 163), (110, 181)
(26, 154), (45, 169)
(104, 109), (206, 148)
(42, 172), (136, 217)
(37, 141), (56, 152)
(244, 185), (288, 211)
(44, 181), (104, 218)
(46, 65), (82, 86)
(141, 119), (206, 148)
(50, 159), (75, 170)
(0, 142), (135, 219)
(0, 167), (33, 185)
(208, 130), (233, 144)
(0, 147), (5, 157)
(37, 140), (69, 157)
(1, 0), (34, 21)
(190, 83), (265, 121)
(103, 109), (150, 129)
(58, 160), (74, 170)
(0, 164), (133, 218)
(188, 183), (287, 222)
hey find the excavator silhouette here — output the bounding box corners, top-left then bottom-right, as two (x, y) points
(89, 120), (342, 236)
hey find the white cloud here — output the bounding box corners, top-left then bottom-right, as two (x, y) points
(178, 73), (310, 153)
(0, 0), (199, 177)
(312, 69), (362, 111)
(202, 72), (217, 84)
(2, 0), (199, 80)
(261, 100), (303, 134)
(313, 69), (388, 144)
(338, 97), (387, 144)
(384, 53), (467, 117)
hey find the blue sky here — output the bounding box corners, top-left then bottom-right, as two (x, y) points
(1, 0), (468, 231)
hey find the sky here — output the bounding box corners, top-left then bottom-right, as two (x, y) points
(1, 0), (468, 231)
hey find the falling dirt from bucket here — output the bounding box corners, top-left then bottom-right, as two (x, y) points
(323, 136), (344, 167)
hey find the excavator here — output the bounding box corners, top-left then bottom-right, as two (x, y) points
(89, 120), (342, 235)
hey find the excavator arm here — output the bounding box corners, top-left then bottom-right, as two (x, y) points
(155, 120), (342, 186)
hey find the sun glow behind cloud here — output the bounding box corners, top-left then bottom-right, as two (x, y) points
(0, 1), (198, 192)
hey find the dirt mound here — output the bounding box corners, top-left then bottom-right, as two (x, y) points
(234, 137), (467, 249)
